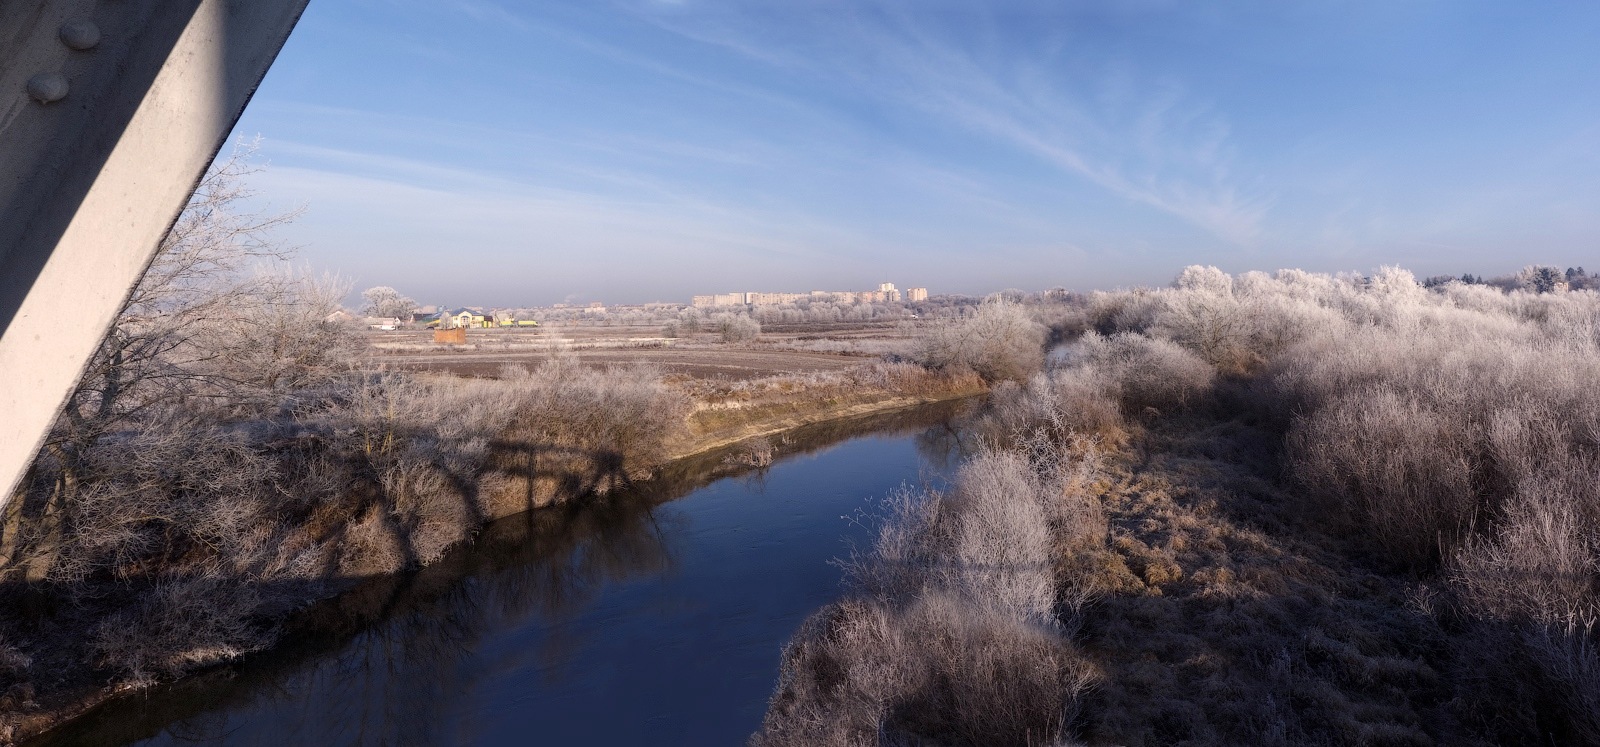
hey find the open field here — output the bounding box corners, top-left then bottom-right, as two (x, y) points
(376, 347), (865, 381)
(362, 321), (922, 381)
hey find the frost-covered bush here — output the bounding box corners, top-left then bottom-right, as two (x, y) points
(980, 328), (1214, 447)
(3, 358), (692, 688)
(1173, 265), (1600, 739)
(1037, 264), (1600, 739)
(712, 313), (761, 342)
(762, 263), (1600, 744)
(1070, 331), (1215, 413)
(755, 444), (1104, 746)
(913, 300), (1048, 382)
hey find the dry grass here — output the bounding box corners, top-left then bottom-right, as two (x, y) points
(766, 336), (916, 358)
(678, 361), (985, 446)
(1072, 266), (1600, 744)
(1073, 422), (1449, 746)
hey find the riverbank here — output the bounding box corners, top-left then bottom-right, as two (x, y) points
(668, 362), (986, 461)
(2, 366), (983, 745)
(757, 268), (1600, 745)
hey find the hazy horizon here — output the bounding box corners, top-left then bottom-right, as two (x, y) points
(231, 1), (1600, 307)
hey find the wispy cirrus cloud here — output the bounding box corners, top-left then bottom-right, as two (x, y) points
(246, 0), (1600, 299)
(446, 0), (530, 30)
(635, 2), (1272, 244)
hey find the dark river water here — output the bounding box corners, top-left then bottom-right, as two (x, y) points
(43, 401), (976, 747)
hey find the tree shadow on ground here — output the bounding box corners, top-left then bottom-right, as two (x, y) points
(3, 397), (983, 746)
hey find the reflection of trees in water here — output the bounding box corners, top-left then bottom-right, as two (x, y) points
(357, 504), (680, 745)
(57, 398), (983, 747)
(118, 499), (681, 747)
(913, 421), (978, 475)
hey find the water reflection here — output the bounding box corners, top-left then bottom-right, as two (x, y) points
(39, 399), (977, 747)
(913, 418), (982, 474)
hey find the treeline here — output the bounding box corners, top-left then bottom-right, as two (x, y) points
(758, 265), (1600, 745)
(1423, 264), (1600, 292)
(486, 293), (1002, 330)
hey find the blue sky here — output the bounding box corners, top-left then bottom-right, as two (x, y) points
(234, 1), (1600, 306)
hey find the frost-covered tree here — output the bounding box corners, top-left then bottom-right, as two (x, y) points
(34, 144), (351, 509)
(1528, 266), (1563, 293)
(361, 286), (416, 320)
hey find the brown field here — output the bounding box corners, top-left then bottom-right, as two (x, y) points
(377, 347), (865, 381)
(362, 322), (921, 381)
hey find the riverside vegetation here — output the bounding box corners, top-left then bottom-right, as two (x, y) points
(756, 265), (1600, 746)
(0, 157), (982, 741)
(5, 153), (1597, 746)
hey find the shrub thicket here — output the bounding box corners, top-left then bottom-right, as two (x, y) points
(755, 440), (1105, 746)
(912, 300), (1047, 383)
(1, 360), (689, 690)
(1070, 265), (1600, 742)
(769, 264), (1600, 745)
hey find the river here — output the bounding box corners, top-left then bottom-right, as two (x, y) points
(37, 400), (978, 747)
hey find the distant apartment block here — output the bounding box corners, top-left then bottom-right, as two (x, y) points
(691, 292), (752, 307)
(907, 287), (928, 302)
(740, 292), (792, 305)
(692, 283), (920, 308)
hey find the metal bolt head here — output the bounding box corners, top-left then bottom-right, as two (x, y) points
(26, 73), (69, 103)
(59, 20), (101, 51)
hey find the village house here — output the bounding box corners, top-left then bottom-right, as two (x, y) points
(443, 308), (491, 328)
